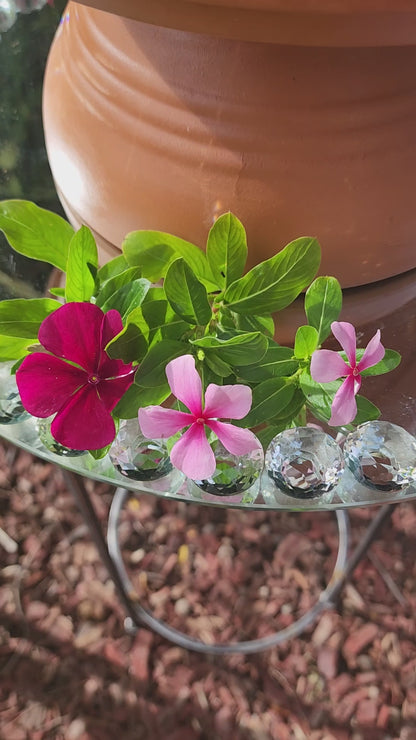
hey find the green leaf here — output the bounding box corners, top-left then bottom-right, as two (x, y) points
(10, 357), (27, 374)
(125, 242), (175, 283)
(235, 343), (298, 382)
(0, 336), (32, 361)
(105, 323), (148, 363)
(255, 399), (306, 449)
(0, 200), (74, 271)
(192, 332), (268, 366)
(113, 305), (149, 346)
(0, 298), (59, 338)
(65, 226), (98, 303)
(223, 237), (321, 315)
(134, 340), (186, 387)
(49, 287), (66, 298)
(95, 267), (143, 308)
(114, 381), (171, 419)
(206, 212), (247, 289)
(89, 443), (113, 460)
(237, 377), (296, 427)
(100, 278), (150, 320)
(130, 299), (188, 346)
(360, 349), (401, 377)
(352, 396), (380, 425)
(123, 230), (217, 290)
(234, 313), (275, 337)
(273, 388), (308, 424)
(301, 371), (381, 428)
(142, 286), (165, 302)
(300, 372), (339, 424)
(218, 308), (275, 338)
(140, 299), (168, 343)
(304, 276), (342, 344)
(203, 353), (233, 378)
(164, 258), (212, 326)
(254, 391), (307, 448)
(97, 255), (129, 283)
(294, 325), (319, 359)
(256, 424), (289, 450)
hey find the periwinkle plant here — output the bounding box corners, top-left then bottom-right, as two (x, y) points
(0, 201), (401, 464)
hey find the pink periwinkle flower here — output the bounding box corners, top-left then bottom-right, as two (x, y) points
(16, 302), (136, 450)
(310, 321), (385, 427)
(138, 354), (261, 480)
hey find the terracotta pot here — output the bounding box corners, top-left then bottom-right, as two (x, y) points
(43, 1), (416, 290)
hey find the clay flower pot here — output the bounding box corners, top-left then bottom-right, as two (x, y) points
(43, 0), (416, 292)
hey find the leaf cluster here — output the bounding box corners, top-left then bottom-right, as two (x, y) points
(0, 201), (401, 445)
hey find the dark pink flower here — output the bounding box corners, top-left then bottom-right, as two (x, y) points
(310, 321), (384, 426)
(139, 354), (261, 479)
(16, 303), (135, 450)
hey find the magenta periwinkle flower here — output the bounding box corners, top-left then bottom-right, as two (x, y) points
(139, 354), (261, 480)
(310, 321), (385, 427)
(16, 302), (136, 450)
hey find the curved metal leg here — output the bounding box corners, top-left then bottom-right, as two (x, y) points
(107, 487), (351, 655)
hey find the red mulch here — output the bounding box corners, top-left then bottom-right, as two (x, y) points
(1, 441), (416, 740)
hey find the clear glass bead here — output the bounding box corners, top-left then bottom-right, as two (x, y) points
(0, 0), (17, 33)
(265, 427), (344, 500)
(37, 417), (86, 457)
(192, 440), (264, 497)
(343, 421), (416, 492)
(110, 419), (173, 481)
(0, 364), (29, 425)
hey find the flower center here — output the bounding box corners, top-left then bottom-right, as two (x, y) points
(352, 367), (360, 377)
(88, 374), (100, 385)
(196, 417), (205, 424)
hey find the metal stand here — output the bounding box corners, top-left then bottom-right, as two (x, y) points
(63, 470), (395, 655)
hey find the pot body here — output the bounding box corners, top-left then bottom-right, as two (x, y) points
(43, 2), (416, 287)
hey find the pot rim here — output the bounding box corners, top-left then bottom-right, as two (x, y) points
(73, 0), (416, 46)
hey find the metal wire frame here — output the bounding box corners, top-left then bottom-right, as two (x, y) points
(63, 470), (394, 655)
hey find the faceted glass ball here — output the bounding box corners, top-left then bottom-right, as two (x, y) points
(343, 421), (416, 492)
(37, 418), (86, 457)
(0, 364), (29, 425)
(193, 441), (264, 496)
(265, 427), (344, 499)
(110, 419), (172, 481)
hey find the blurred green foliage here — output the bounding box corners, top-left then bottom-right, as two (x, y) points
(0, 0), (66, 298)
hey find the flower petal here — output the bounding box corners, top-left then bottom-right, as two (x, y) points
(357, 329), (385, 372)
(99, 356), (135, 381)
(100, 309), (124, 348)
(39, 302), (105, 372)
(51, 384), (116, 449)
(329, 375), (357, 426)
(16, 353), (86, 417)
(139, 406), (194, 439)
(204, 384), (252, 420)
(208, 420), (262, 456)
(98, 310), (133, 379)
(310, 350), (349, 382)
(97, 371), (136, 412)
(331, 321), (356, 367)
(170, 423), (216, 479)
(165, 355), (202, 416)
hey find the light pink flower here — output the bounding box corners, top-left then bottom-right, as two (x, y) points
(138, 355), (261, 480)
(310, 321), (385, 427)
